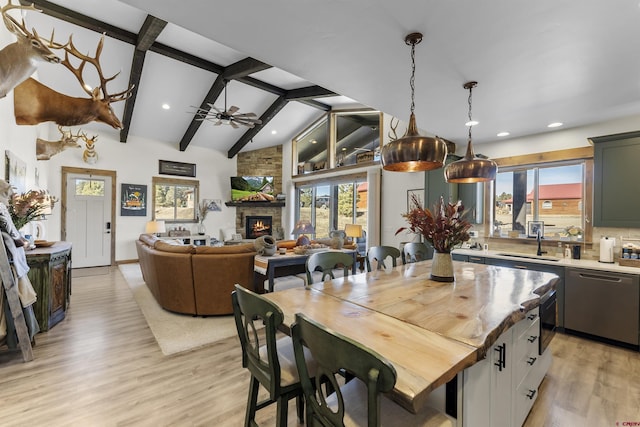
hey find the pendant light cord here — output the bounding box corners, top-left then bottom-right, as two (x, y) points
(409, 41), (416, 115)
(467, 84), (473, 141)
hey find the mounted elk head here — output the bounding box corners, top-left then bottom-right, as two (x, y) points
(36, 125), (82, 160)
(0, 0), (61, 98)
(13, 34), (133, 129)
(81, 132), (98, 164)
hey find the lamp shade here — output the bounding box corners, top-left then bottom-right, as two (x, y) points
(345, 224), (363, 238)
(292, 220), (315, 235)
(145, 220), (166, 234)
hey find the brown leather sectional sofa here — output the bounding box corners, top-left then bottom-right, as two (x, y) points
(135, 233), (257, 315)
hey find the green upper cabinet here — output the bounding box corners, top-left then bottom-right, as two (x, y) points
(424, 154), (483, 224)
(592, 131), (640, 227)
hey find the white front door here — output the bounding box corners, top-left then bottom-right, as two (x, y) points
(65, 173), (112, 268)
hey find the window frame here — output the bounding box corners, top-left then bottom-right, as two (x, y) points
(487, 147), (594, 243)
(151, 176), (200, 223)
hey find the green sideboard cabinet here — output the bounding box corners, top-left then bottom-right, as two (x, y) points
(591, 131), (640, 227)
(25, 242), (72, 331)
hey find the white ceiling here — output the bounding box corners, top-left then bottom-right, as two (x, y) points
(14, 0), (640, 155)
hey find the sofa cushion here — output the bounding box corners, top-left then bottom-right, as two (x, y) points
(194, 243), (256, 254)
(154, 240), (196, 253)
(139, 233), (159, 246)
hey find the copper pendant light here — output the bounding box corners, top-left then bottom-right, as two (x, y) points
(444, 81), (498, 183)
(381, 33), (447, 172)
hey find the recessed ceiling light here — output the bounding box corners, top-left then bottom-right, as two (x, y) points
(497, 131), (510, 137)
(547, 122), (563, 128)
(162, 103), (170, 110)
(271, 130), (277, 135)
(465, 120), (479, 126)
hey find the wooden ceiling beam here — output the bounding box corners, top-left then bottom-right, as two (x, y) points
(228, 96), (289, 158)
(179, 76), (226, 151)
(119, 15), (167, 143)
(286, 86), (336, 100)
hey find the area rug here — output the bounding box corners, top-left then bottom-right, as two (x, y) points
(118, 263), (238, 356)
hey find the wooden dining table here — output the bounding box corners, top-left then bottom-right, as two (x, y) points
(262, 258), (559, 416)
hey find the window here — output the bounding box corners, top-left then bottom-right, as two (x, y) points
(74, 178), (105, 196)
(492, 148), (593, 242)
(293, 110), (382, 175)
(295, 175), (367, 240)
(152, 176), (199, 222)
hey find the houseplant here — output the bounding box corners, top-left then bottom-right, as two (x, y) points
(9, 189), (57, 231)
(396, 194), (471, 281)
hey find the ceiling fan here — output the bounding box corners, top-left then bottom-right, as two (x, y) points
(194, 80), (262, 129)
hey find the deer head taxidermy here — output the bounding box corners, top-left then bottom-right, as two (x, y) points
(13, 34), (134, 129)
(36, 125), (82, 160)
(0, 0), (61, 98)
(81, 132), (98, 164)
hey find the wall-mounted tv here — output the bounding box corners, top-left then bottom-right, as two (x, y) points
(230, 176), (275, 202)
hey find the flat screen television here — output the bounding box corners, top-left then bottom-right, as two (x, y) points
(230, 176), (275, 202)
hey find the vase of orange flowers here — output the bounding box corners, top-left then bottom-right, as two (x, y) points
(396, 194), (471, 282)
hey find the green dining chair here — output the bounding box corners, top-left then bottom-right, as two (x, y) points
(291, 313), (453, 427)
(402, 242), (433, 264)
(305, 251), (354, 285)
(366, 245), (401, 272)
(232, 284), (315, 427)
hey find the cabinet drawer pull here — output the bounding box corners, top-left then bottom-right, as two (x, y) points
(514, 265), (529, 269)
(527, 335), (538, 343)
(527, 313), (538, 321)
(526, 389), (537, 400)
(527, 356), (537, 366)
(578, 272), (622, 282)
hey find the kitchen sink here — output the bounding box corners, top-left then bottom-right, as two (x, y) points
(496, 253), (561, 262)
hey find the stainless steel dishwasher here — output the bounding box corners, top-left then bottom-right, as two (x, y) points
(565, 268), (639, 346)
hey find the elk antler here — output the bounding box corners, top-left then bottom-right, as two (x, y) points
(2, 0), (39, 37)
(60, 34), (134, 102)
(388, 117), (400, 141)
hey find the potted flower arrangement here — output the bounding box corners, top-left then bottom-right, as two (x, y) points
(9, 190), (57, 231)
(396, 194), (471, 282)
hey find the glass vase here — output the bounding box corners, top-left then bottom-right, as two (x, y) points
(197, 220), (206, 235)
(430, 250), (454, 282)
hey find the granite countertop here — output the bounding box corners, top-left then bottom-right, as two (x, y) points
(453, 248), (640, 274)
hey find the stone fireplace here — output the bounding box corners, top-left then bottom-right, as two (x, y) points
(246, 216), (273, 239)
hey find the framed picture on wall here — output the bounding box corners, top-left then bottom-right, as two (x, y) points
(407, 188), (423, 211)
(159, 160), (196, 177)
(204, 199), (222, 212)
(5, 150), (27, 193)
(121, 183), (147, 216)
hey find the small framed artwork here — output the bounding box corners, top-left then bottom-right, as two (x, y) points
(121, 183), (147, 216)
(407, 188), (424, 211)
(528, 221), (544, 238)
(5, 150), (27, 193)
(159, 160), (196, 177)
(204, 199), (222, 212)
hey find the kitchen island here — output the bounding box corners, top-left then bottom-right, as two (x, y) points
(264, 259), (559, 426)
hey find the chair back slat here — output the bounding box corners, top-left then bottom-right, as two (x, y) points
(366, 246), (401, 272)
(292, 313), (397, 427)
(305, 251), (354, 284)
(402, 242), (433, 264)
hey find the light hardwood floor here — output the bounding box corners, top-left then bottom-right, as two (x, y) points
(1, 266), (638, 426)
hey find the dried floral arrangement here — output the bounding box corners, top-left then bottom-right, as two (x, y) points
(396, 194), (471, 253)
(9, 190), (58, 230)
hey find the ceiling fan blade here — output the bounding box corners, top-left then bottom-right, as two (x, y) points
(234, 113), (258, 119)
(227, 105), (240, 115)
(214, 120), (223, 126)
(211, 105), (224, 114)
(230, 120), (239, 129)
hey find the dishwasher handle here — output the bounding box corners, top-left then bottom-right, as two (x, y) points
(578, 272), (622, 283)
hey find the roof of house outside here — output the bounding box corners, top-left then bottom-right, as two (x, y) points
(501, 183), (582, 204)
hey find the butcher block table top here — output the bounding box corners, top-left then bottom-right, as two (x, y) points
(263, 259), (559, 414)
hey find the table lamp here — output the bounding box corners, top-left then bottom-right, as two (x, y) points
(145, 220), (166, 237)
(292, 220), (315, 246)
(345, 224), (363, 243)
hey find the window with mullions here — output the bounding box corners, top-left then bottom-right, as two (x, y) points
(295, 177), (367, 239)
(493, 161), (585, 241)
(152, 176), (199, 222)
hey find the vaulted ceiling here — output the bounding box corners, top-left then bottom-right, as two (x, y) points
(12, 1), (640, 159)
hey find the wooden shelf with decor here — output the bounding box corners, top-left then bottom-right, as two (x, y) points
(225, 201), (285, 207)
